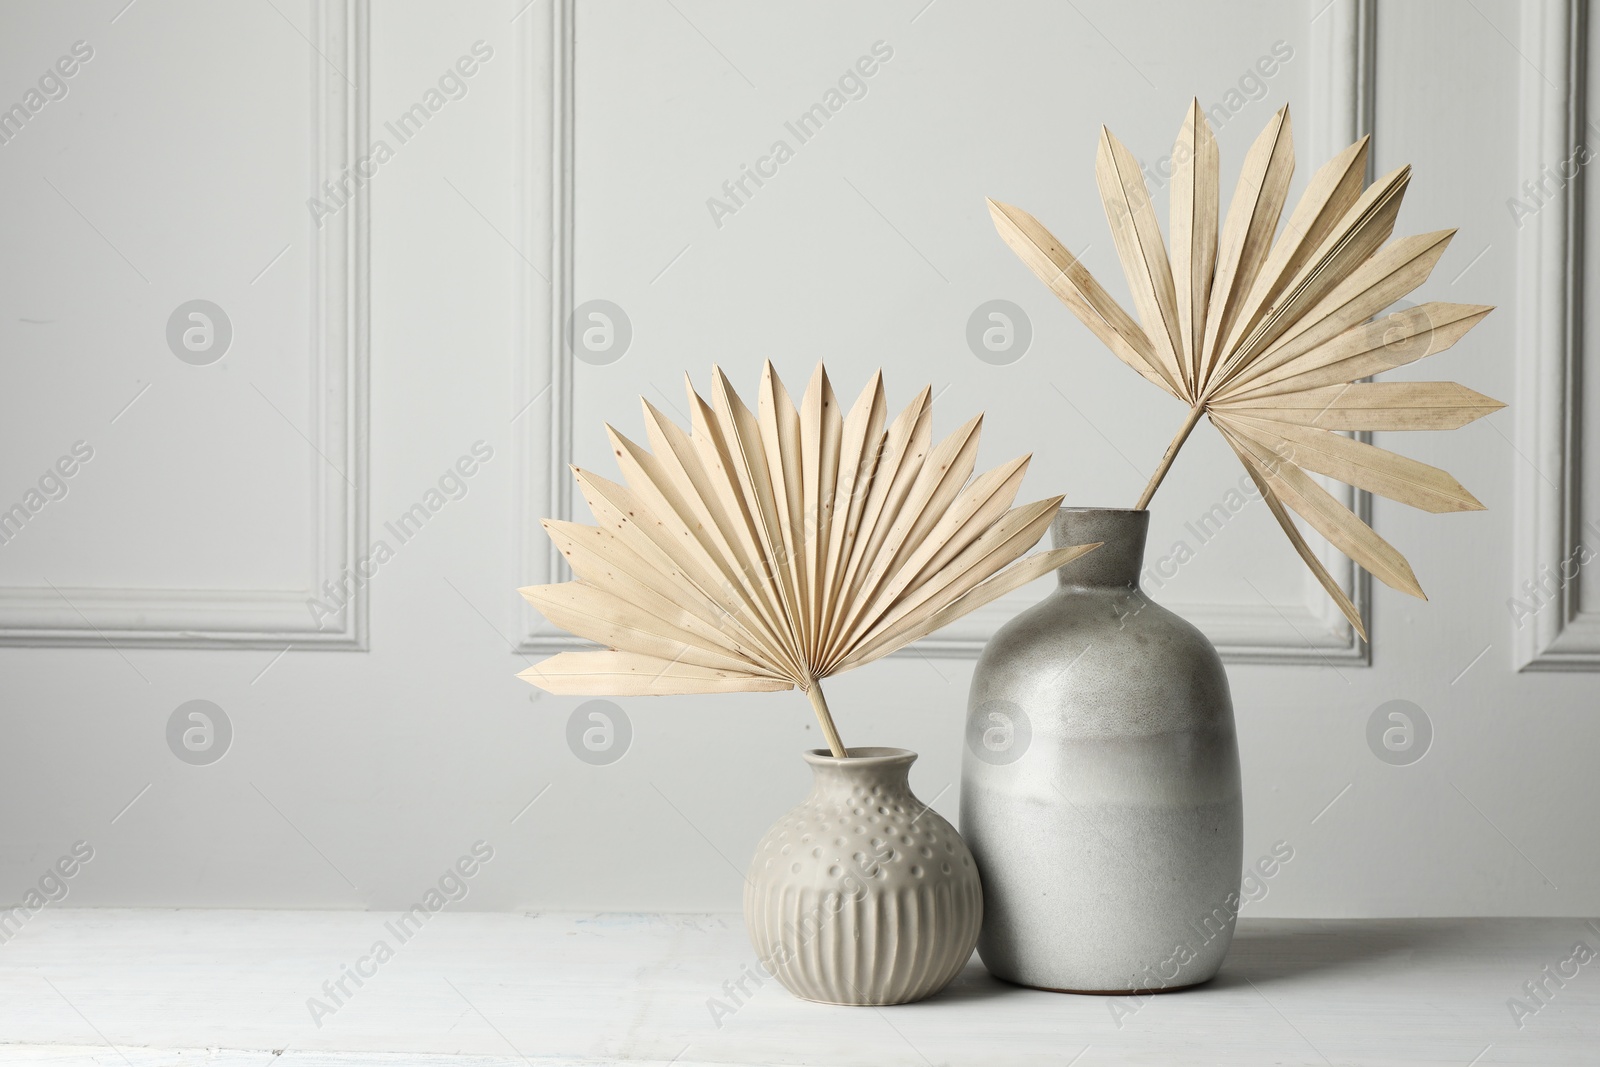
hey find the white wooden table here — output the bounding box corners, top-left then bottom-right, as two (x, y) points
(1, 911), (1594, 1065)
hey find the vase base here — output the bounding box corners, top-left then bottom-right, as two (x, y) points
(787, 991), (933, 1007)
(996, 974), (1216, 996)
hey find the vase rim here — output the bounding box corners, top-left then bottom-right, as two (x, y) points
(1051, 507), (1150, 587)
(802, 746), (917, 767)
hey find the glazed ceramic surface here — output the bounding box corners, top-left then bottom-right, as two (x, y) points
(961, 508), (1243, 993)
(745, 747), (982, 1005)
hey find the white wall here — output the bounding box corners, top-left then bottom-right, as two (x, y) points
(1, 0), (1595, 918)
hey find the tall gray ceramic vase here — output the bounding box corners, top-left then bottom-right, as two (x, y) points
(960, 507), (1243, 993)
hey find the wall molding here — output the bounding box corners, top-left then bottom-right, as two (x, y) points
(1514, 0), (1600, 670)
(515, 0), (1377, 666)
(0, 0), (369, 650)
(1300, 0), (1376, 661)
(516, 0), (576, 653)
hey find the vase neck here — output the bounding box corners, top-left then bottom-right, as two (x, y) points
(803, 747), (915, 797)
(1051, 507), (1148, 590)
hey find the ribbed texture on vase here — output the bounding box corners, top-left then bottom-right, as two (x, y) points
(744, 875), (983, 1005)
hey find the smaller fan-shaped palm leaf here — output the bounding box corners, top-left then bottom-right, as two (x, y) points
(988, 100), (1503, 639)
(518, 362), (1100, 755)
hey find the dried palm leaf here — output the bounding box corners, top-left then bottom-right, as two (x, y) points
(518, 363), (1100, 755)
(989, 100), (1503, 639)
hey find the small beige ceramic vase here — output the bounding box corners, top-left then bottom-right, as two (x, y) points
(744, 747), (983, 1005)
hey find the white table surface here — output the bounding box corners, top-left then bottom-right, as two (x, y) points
(0, 910), (1595, 1065)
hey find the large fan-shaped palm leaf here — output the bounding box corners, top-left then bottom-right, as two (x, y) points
(518, 362), (1099, 755)
(988, 101), (1502, 639)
